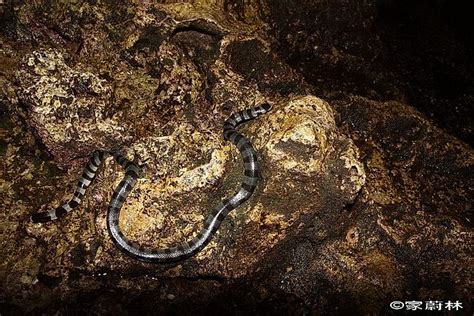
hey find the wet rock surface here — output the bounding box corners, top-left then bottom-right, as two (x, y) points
(0, 1), (472, 314)
(267, 0), (474, 146)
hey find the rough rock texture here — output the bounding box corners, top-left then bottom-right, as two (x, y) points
(0, 0), (472, 314)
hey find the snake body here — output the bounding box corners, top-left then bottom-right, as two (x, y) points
(30, 151), (133, 222)
(32, 103), (271, 263)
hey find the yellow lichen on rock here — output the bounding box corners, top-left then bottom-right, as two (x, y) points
(340, 146), (366, 196)
(264, 95), (335, 174)
(17, 49), (129, 166)
(155, 0), (269, 36)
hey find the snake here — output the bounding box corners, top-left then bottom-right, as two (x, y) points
(30, 151), (140, 222)
(31, 103), (272, 263)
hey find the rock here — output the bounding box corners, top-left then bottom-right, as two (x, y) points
(16, 49), (125, 168)
(0, 0), (472, 314)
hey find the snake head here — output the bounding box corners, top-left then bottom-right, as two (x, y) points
(137, 157), (150, 169)
(132, 154), (150, 177)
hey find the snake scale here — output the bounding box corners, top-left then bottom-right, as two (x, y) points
(31, 103), (272, 263)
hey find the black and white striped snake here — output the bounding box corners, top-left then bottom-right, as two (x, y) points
(31, 103), (272, 263)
